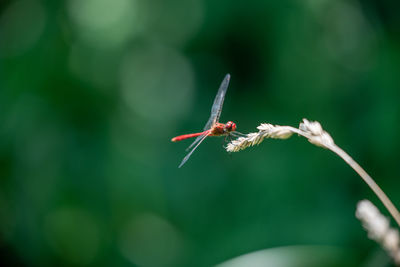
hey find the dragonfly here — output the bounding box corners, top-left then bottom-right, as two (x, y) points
(172, 74), (243, 168)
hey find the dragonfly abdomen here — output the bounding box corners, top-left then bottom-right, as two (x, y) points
(171, 130), (209, 142)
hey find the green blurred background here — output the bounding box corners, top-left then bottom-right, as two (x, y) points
(1, 0), (400, 266)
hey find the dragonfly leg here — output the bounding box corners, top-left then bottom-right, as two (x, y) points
(223, 134), (231, 148)
(231, 131), (247, 138)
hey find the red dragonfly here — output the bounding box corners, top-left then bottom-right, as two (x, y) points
(172, 74), (242, 168)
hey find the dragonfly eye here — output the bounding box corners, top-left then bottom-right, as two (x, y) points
(226, 121), (236, 131)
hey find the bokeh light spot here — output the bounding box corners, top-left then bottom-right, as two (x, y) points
(68, 44), (121, 89)
(0, 0), (46, 57)
(67, 0), (139, 48)
(119, 213), (184, 267)
(139, 0), (204, 46)
(120, 43), (194, 123)
(44, 208), (100, 265)
(218, 245), (348, 267)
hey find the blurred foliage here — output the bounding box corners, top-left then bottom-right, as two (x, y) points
(1, 0), (400, 266)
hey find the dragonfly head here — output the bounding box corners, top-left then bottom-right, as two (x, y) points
(225, 121), (236, 132)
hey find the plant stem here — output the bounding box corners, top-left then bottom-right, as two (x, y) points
(283, 126), (400, 227)
(228, 122), (400, 227)
(327, 144), (400, 228)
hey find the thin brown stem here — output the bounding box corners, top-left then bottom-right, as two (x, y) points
(286, 126), (400, 227)
(328, 144), (400, 227)
(227, 122), (400, 227)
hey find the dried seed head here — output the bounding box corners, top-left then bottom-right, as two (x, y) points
(299, 119), (334, 148)
(356, 200), (390, 240)
(258, 124), (293, 139)
(226, 124), (294, 152)
(356, 200), (400, 264)
(226, 119), (334, 152)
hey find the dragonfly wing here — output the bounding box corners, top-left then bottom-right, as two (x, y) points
(203, 74), (231, 130)
(179, 133), (209, 168)
(186, 130), (210, 151)
(202, 116), (215, 132)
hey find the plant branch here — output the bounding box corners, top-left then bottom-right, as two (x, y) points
(226, 119), (400, 227)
